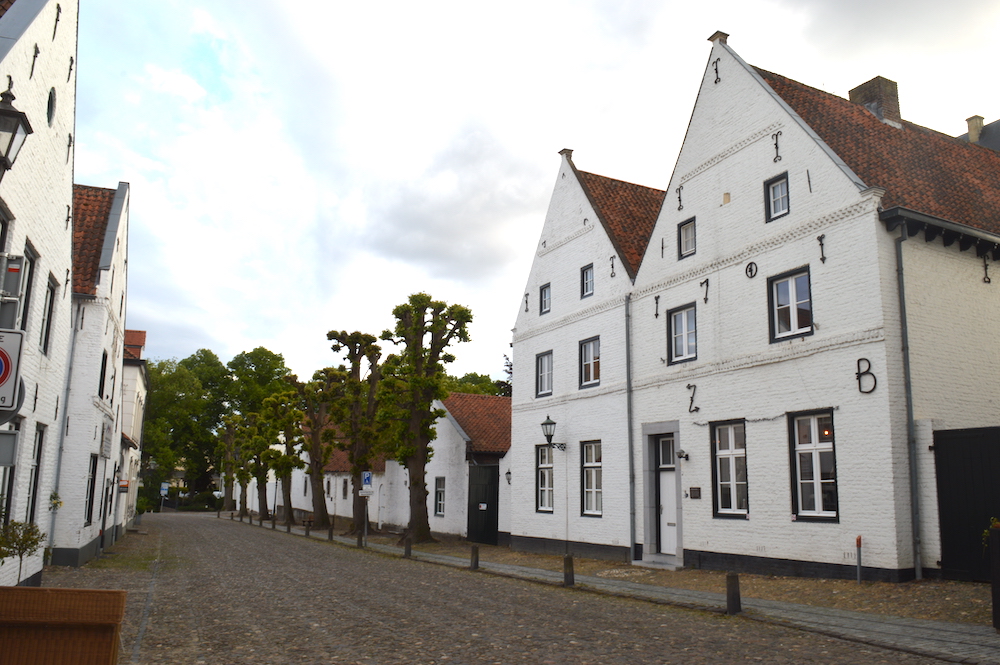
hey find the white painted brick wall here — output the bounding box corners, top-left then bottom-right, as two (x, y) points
(0, 0), (79, 586)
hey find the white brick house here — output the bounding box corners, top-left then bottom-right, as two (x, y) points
(0, 0), (79, 586)
(510, 32), (1000, 581)
(48, 182), (131, 567)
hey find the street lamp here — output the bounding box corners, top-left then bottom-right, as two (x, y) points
(0, 78), (32, 179)
(541, 415), (564, 450)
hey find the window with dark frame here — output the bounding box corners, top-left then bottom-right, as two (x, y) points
(434, 477), (445, 516)
(667, 303), (696, 364)
(764, 172), (789, 221)
(536, 445), (553, 512)
(579, 337), (600, 388)
(678, 218), (696, 258)
(580, 264), (594, 298)
(342, 478), (348, 500)
(581, 441), (602, 516)
(768, 268), (812, 342)
(39, 278), (56, 354)
(98, 351), (108, 398)
(539, 283), (551, 314)
(85, 454), (98, 525)
(712, 421), (748, 516)
(25, 424), (44, 523)
(789, 410), (838, 519)
(17, 249), (35, 332)
(536, 351), (553, 397)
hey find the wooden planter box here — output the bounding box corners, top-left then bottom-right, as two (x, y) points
(0, 587), (126, 664)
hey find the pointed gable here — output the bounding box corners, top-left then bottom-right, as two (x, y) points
(72, 184), (116, 296)
(756, 67), (1000, 236)
(442, 392), (510, 454)
(573, 168), (665, 280)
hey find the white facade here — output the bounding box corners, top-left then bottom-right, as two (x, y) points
(509, 34), (1000, 580)
(50, 182), (130, 567)
(0, 0), (79, 586)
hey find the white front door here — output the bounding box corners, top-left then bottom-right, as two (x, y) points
(658, 435), (678, 554)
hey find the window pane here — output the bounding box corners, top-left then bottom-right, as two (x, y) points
(821, 482), (838, 512)
(736, 483), (749, 511)
(717, 427), (729, 451)
(799, 452), (814, 480)
(775, 280), (790, 307)
(735, 456), (747, 482)
(797, 419), (812, 445)
(720, 485), (732, 509)
(800, 482), (815, 512)
(818, 416), (833, 442)
(718, 458), (731, 482)
(734, 424), (745, 449)
(819, 451), (835, 480)
(660, 438), (674, 465)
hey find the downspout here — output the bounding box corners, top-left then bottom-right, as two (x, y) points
(48, 299), (83, 550)
(625, 294), (637, 561)
(895, 226), (922, 580)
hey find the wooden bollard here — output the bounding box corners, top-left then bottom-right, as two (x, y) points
(726, 572), (742, 615)
(304, 523), (311, 538)
(328, 526), (334, 541)
(404, 536), (412, 558)
(563, 554), (575, 587)
(230, 512), (234, 521)
(286, 523), (291, 533)
(470, 545), (479, 570)
(271, 517), (276, 530)
(258, 515), (264, 527)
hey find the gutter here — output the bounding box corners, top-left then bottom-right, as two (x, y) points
(625, 294), (637, 561)
(49, 298), (82, 550)
(894, 225), (923, 580)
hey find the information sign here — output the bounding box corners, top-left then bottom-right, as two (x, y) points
(160, 481), (170, 497)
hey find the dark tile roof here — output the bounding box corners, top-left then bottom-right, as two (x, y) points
(73, 185), (117, 295)
(442, 392), (510, 454)
(575, 169), (665, 280)
(756, 67), (1000, 236)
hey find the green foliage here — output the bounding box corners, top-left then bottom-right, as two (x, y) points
(442, 372), (503, 396)
(227, 347), (291, 416)
(0, 521), (46, 583)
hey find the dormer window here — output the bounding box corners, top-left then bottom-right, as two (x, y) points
(765, 173), (789, 221)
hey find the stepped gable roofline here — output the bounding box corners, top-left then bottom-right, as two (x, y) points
(72, 184), (116, 295)
(442, 392), (511, 454)
(561, 150), (665, 281)
(751, 65), (1000, 238)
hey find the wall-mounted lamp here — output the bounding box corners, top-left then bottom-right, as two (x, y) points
(505, 469), (511, 485)
(0, 78), (32, 181)
(541, 415), (565, 450)
(676, 449), (689, 461)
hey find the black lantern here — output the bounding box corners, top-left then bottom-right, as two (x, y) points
(0, 80), (32, 175)
(540, 415), (556, 444)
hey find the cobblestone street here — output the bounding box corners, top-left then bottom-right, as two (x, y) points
(43, 513), (951, 664)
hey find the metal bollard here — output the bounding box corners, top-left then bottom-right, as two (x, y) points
(357, 530), (364, 548)
(230, 512), (234, 521)
(470, 545), (479, 570)
(856, 535), (863, 584)
(305, 523), (311, 538)
(328, 526), (334, 541)
(563, 554), (575, 587)
(726, 572), (742, 615)
(271, 517), (276, 530)
(259, 515), (264, 527)
(404, 536), (412, 558)
(286, 523), (291, 533)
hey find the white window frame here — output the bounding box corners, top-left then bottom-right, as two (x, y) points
(579, 337), (600, 388)
(791, 412), (837, 519)
(770, 269), (812, 341)
(580, 264), (594, 298)
(536, 445), (553, 512)
(539, 283), (551, 315)
(434, 477), (445, 516)
(765, 173), (789, 221)
(668, 304), (697, 363)
(581, 441), (602, 516)
(678, 218), (696, 258)
(536, 351), (553, 397)
(713, 421), (748, 516)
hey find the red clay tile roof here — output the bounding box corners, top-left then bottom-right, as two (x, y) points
(125, 330), (146, 359)
(442, 392), (511, 454)
(322, 447), (387, 474)
(0, 2), (14, 20)
(73, 185), (117, 295)
(575, 169), (665, 280)
(756, 67), (1000, 235)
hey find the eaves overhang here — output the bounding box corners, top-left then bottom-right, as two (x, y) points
(880, 206), (1000, 260)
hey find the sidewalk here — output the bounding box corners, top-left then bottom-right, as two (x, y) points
(262, 518), (1000, 665)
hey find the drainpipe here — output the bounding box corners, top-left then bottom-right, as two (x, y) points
(895, 225), (923, 580)
(48, 300), (83, 550)
(625, 294), (637, 561)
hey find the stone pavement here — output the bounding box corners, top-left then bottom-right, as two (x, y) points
(262, 518), (1000, 665)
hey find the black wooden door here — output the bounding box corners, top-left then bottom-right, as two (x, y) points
(467, 465), (499, 545)
(934, 427), (1000, 581)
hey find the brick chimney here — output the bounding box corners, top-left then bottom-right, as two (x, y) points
(849, 76), (900, 123)
(967, 115), (984, 143)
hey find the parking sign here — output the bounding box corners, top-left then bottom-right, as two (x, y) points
(0, 330), (23, 409)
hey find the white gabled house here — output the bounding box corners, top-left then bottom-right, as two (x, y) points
(510, 32), (1000, 582)
(49, 181), (130, 567)
(0, 0), (80, 587)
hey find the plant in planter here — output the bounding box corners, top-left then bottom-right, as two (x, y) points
(0, 520), (46, 584)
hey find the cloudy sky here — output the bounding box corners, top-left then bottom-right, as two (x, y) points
(73, 0), (1000, 378)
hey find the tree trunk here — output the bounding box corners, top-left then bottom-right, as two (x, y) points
(255, 473), (270, 520)
(350, 470), (366, 535)
(307, 432), (331, 528)
(281, 474), (295, 525)
(238, 480), (250, 518)
(223, 474), (235, 512)
(406, 442), (433, 543)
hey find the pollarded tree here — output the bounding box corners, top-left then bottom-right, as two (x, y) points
(259, 391), (305, 525)
(291, 369), (341, 530)
(379, 294), (472, 544)
(327, 331), (386, 535)
(219, 414), (255, 518)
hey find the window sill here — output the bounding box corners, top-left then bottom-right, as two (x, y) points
(770, 329), (813, 344)
(792, 513), (838, 523)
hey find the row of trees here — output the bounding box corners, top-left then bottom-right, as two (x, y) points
(142, 293), (504, 543)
